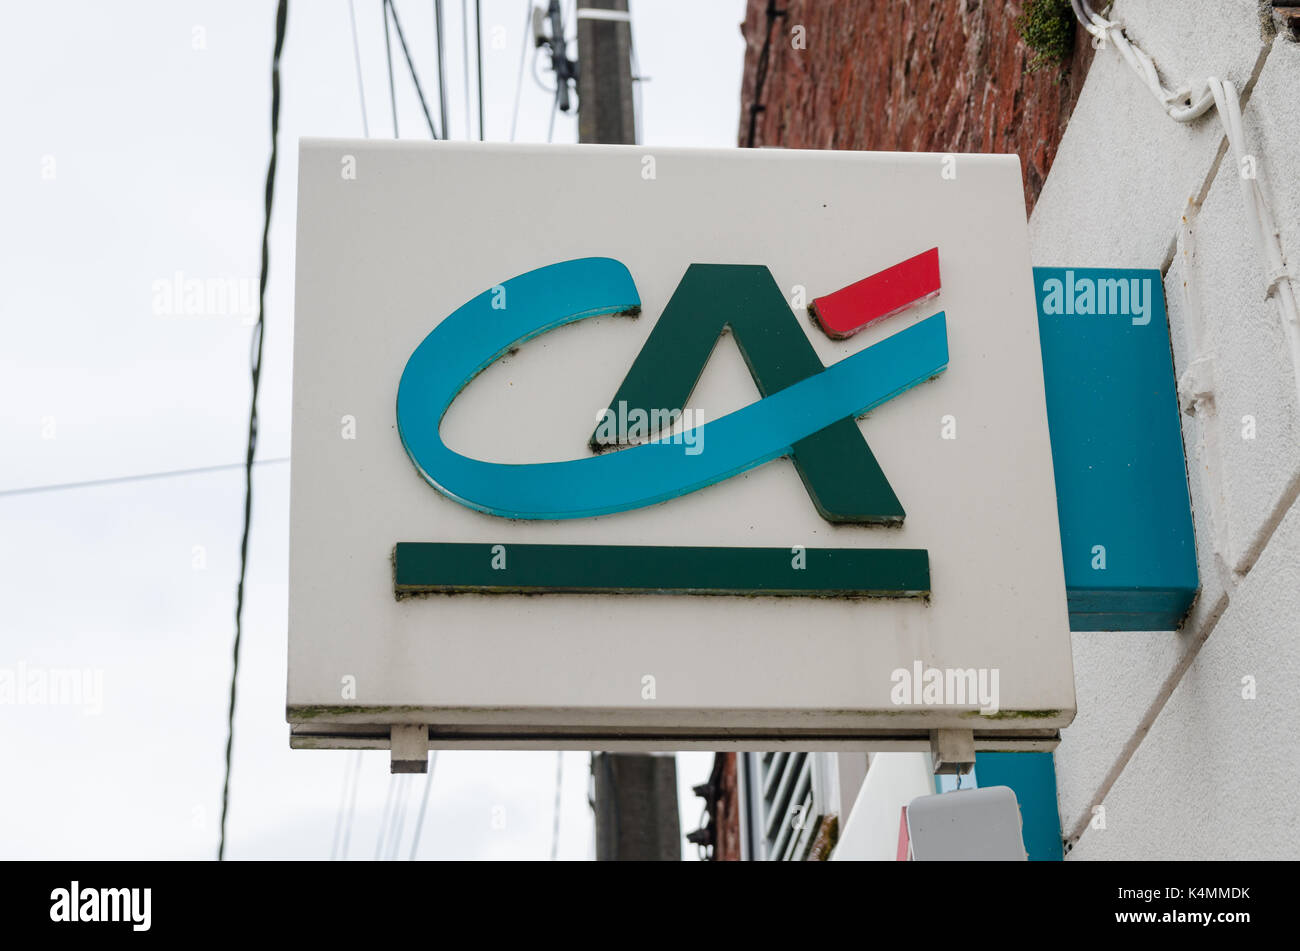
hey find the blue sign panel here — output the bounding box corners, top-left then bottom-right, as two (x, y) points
(1036, 267), (1198, 631)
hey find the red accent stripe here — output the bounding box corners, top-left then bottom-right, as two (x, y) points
(897, 805), (911, 861)
(810, 247), (941, 339)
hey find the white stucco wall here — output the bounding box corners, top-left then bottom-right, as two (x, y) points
(1030, 3), (1300, 858)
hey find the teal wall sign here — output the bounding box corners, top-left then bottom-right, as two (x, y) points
(1036, 267), (1199, 631)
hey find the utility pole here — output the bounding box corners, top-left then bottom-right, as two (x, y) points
(593, 752), (680, 861)
(576, 0), (636, 145)
(574, 0), (678, 861)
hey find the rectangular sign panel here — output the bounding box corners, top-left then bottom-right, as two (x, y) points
(288, 141), (1075, 750)
(1035, 267), (1199, 631)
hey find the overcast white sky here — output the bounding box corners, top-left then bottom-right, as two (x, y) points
(0, 0), (746, 860)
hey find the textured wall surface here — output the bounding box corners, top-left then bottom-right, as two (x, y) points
(737, 0), (1095, 210)
(1030, 5), (1297, 858)
(1068, 495), (1300, 859)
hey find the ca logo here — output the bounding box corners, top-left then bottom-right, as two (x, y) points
(396, 254), (947, 522)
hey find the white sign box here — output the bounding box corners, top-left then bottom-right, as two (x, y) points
(288, 140), (1075, 751)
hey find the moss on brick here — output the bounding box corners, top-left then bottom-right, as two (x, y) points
(1016, 0), (1077, 76)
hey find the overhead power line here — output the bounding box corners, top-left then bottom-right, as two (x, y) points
(407, 750), (439, 860)
(338, 750), (364, 859)
(461, 0), (472, 138)
(382, 0), (399, 136)
(347, 0), (369, 136)
(386, 0), (443, 138)
(374, 774), (398, 859)
(434, 0), (449, 138)
(0, 457), (288, 499)
(331, 750), (362, 860)
(218, 0), (288, 862)
(387, 773), (413, 860)
(475, 0), (485, 139)
(509, 0), (531, 141)
(550, 751), (564, 860)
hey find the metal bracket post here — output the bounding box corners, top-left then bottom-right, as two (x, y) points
(930, 729), (975, 775)
(390, 724), (429, 774)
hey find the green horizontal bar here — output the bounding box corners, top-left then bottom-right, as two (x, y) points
(394, 543), (929, 598)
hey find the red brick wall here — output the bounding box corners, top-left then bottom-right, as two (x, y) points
(738, 0), (1095, 211)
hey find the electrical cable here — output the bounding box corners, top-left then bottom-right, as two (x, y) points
(1206, 77), (1300, 412)
(387, 773), (412, 860)
(383, 0), (399, 137)
(630, 44), (644, 146)
(475, 0), (485, 140)
(694, 803), (709, 861)
(386, 0), (443, 138)
(532, 43), (556, 93)
(434, 0), (450, 138)
(0, 457), (289, 499)
(744, 2), (785, 148)
(509, 0), (532, 141)
(217, 0), (287, 862)
(338, 750), (364, 860)
(374, 774), (397, 859)
(549, 751), (563, 860)
(1069, 1), (1214, 122)
(330, 753), (349, 859)
(1070, 3), (1300, 415)
(548, 0), (569, 142)
(347, 0), (370, 136)
(462, 0), (472, 138)
(330, 751), (362, 859)
(407, 750), (439, 860)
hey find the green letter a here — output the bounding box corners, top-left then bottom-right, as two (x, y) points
(590, 264), (907, 524)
